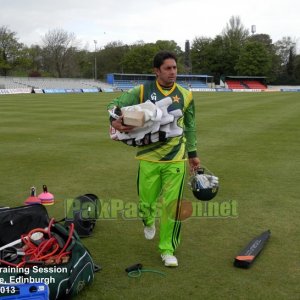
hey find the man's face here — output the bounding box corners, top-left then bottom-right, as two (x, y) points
(154, 58), (177, 87)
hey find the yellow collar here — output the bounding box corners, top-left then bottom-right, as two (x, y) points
(156, 81), (176, 96)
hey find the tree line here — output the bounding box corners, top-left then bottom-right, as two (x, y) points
(0, 16), (299, 84)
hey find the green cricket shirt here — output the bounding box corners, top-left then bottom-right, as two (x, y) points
(107, 80), (198, 162)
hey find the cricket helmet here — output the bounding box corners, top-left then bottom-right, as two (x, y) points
(64, 194), (100, 237)
(190, 168), (219, 201)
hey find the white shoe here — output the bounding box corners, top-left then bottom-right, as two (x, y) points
(161, 254), (178, 267)
(144, 224), (156, 240)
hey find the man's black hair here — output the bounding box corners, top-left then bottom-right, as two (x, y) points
(153, 51), (177, 68)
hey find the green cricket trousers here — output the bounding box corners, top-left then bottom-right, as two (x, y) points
(137, 160), (186, 255)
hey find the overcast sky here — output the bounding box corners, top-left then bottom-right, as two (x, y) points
(1, 0), (299, 51)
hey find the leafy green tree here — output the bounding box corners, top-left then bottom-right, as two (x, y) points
(274, 36), (297, 84)
(191, 16), (250, 83)
(294, 55), (300, 83)
(222, 15), (249, 41)
(221, 16), (249, 76)
(183, 40), (191, 74)
(191, 35), (234, 82)
(27, 45), (44, 73)
(0, 26), (23, 75)
(155, 40), (181, 55)
(247, 34), (281, 82)
(248, 34), (273, 50)
(235, 41), (272, 76)
(121, 43), (158, 73)
(13, 45), (45, 76)
(190, 37), (212, 74)
(12, 47), (33, 76)
(275, 36), (295, 65)
(121, 40), (183, 74)
(286, 46), (295, 78)
(97, 41), (130, 79)
(73, 49), (93, 78)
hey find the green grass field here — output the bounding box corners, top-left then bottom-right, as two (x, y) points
(0, 92), (299, 299)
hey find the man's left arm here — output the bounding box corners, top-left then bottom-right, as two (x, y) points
(184, 96), (200, 173)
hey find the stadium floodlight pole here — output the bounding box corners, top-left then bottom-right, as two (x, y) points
(94, 40), (97, 81)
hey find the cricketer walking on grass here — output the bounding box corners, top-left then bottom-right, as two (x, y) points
(107, 50), (200, 267)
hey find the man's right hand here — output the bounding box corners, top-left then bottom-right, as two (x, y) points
(111, 116), (135, 132)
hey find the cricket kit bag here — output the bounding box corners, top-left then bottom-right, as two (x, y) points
(0, 204), (100, 299)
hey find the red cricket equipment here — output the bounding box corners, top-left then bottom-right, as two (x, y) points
(38, 185), (54, 206)
(24, 186), (41, 205)
(0, 218), (74, 268)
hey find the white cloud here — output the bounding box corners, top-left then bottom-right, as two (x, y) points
(1, 0), (299, 51)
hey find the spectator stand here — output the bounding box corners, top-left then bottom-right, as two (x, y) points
(0, 77), (114, 94)
(222, 75), (267, 91)
(107, 73), (214, 91)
